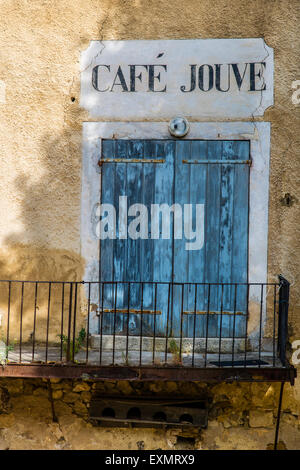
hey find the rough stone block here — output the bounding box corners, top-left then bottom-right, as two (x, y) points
(73, 401), (88, 417)
(33, 387), (48, 397)
(52, 390), (63, 400)
(249, 410), (273, 428)
(73, 382), (91, 393)
(81, 392), (92, 403)
(63, 392), (80, 404)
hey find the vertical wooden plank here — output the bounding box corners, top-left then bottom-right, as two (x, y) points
(100, 139), (115, 334)
(185, 140), (207, 337)
(126, 139), (144, 335)
(112, 139), (128, 334)
(217, 141), (235, 338)
(140, 140), (155, 335)
(219, 141), (235, 300)
(205, 141), (222, 337)
(100, 139), (115, 283)
(152, 140), (175, 336)
(172, 140), (190, 337)
(173, 140), (190, 283)
(231, 141), (250, 337)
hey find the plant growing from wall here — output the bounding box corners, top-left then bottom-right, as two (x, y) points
(58, 328), (86, 361)
(168, 337), (181, 365)
(0, 336), (14, 366)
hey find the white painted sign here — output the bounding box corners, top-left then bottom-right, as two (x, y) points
(80, 39), (273, 120)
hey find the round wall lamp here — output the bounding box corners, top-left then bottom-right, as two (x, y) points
(168, 117), (190, 138)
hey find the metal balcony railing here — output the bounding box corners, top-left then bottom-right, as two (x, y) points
(0, 276), (294, 380)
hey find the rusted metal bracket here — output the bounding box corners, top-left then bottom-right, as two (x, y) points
(98, 158), (165, 166)
(182, 159), (252, 166)
(183, 310), (244, 315)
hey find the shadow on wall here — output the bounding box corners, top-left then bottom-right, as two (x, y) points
(1, 116), (86, 279)
(0, 12), (139, 346)
(0, 118), (86, 343)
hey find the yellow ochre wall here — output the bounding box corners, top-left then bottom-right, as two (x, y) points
(0, 0), (299, 450)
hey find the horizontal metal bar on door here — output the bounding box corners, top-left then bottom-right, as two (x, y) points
(182, 159), (252, 165)
(98, 308), (162, 315)
(183, 310), (245, 315)
(98, 158), (165, 165)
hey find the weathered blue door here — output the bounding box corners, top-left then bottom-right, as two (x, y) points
(99, 139), (249, 338)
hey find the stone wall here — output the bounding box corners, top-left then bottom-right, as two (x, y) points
(0, 377), (299, 450)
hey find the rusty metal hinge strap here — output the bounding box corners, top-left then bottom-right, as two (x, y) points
(98, 158), (165, 165)
(182, 159), (252, 165)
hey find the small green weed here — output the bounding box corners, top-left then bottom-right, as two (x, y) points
(0, 337), (14, 366)
(168, 338), (181, 364)
(58, 328), (86, 360)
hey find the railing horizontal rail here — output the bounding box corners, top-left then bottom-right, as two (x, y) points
(0, 279), (280, 286)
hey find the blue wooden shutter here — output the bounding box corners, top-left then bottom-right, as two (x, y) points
(100, 140), (175, 335)
(98, 139), (250, 338)
(171, 140), (250, 338)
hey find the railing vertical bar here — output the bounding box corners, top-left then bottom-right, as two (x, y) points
(244, 284), (250, 367)
(45, 282), (52, 364)
(19, 281), (24, 363)
(112, 282), (117, 365)
(66, 283), (73, 363)
(218, 284), (224, 366)
(72, 283), (78, 363)
(258, 284), (264, 367)
(204, 284), (211, 367)
(231, 283), (237, 367)
(165, 283), (171, 364)
(277, 282), (281, 363)
(152, 283), (158, 365)
(192, 283), (197, 368)
(125, 282), (130, 364)
(277, 276), (289, 367)
(32, 282), (38, 361)
(60, 283), (65, 362)
(169, 282), (174, 354)
(139, 282), (144, 367)
(273, 284), (277, 367)
(6, 281), (11, 360)
(99, 282), (104, 366)
(98, 282), (101, 364)
(86, 282), (91, 364)
(179, 283), (184, 362)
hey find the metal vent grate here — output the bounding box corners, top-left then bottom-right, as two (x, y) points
(89, 397), (208, 428)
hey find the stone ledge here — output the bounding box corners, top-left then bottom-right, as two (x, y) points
(89, 335), (248, 354)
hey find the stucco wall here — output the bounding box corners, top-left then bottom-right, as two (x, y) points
(0, 0), (299, 449)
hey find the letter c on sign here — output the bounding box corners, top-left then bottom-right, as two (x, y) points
(92, 65), (111, 92)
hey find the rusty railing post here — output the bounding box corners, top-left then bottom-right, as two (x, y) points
(277, 275), (290, 367)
